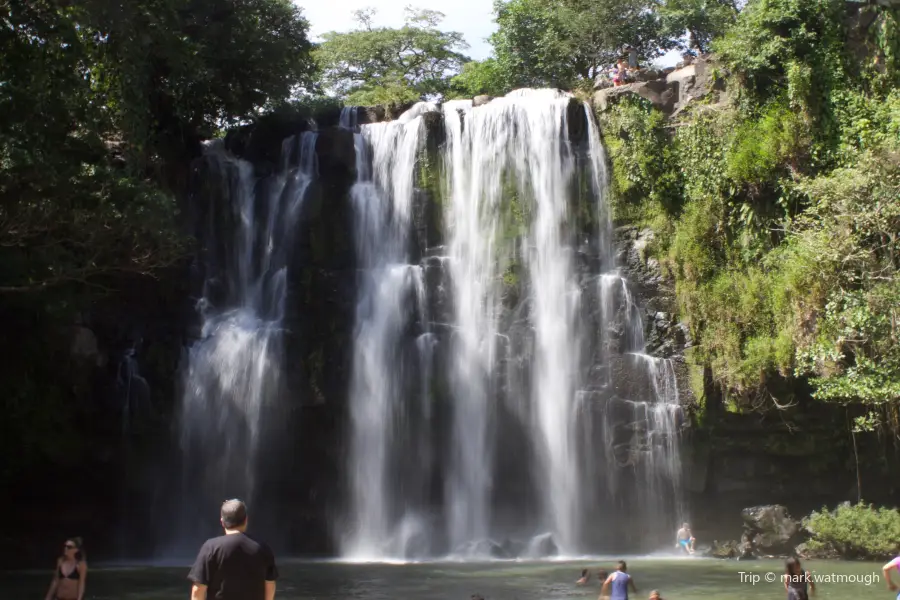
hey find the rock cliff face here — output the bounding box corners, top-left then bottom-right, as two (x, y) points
(601, 49), (900, 546)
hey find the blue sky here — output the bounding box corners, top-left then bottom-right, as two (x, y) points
(295, 0), (681, 68)
(297, 0), (497, 60)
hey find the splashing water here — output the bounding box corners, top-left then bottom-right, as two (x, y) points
(343, 103), (436, 560)
(338, 90), (684, 560)
(177, 132), (318, 547)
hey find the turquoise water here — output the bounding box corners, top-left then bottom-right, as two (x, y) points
(1, 557), (890, 599)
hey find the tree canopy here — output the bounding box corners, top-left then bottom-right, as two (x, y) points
(0, 0), (316, 295)
(489, 0), (672, 90)
(315, 7), (470, 105)
(658, 0), (740, 54)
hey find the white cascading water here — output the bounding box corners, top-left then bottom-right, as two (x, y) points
(343, 103), (435, 560)
(178, 132), (317, 542)
(441, 98), (496, 554)
(441, 90), (586, 555)
(338, 91), (684, 559)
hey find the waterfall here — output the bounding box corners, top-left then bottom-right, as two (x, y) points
(176, 132), (317, 548)
(441, 98), (497, 555)
(337, 90), (684, 560)
(342, 103), (436, 560)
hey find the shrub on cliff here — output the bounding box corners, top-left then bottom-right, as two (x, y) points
(598, 0), (900, 419)
(803, 502), (900, 559)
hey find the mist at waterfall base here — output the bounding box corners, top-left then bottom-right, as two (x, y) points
(163, 91), (685, 562)
(165, 133), (320, 556)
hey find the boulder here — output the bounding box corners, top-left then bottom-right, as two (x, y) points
(665, 58), (719, 114)
(523, 532), (559, 557)
(705, 539), (740, 559)
(594, 79), (679, 114)
(795, 542), (840, 560)
(473, 94), (494, 107)
(69, 325), (105, 367)
(741, 505), (806, 556)
(594, 56), (723, 116)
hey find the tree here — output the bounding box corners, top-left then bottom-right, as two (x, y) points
(315, 6), (470, 105)
(658, 0), (739, 54)
(0, 0), (317, 294)
(74, 0), (317, 172)
(449, 59), (512, 97)
(490, 0), (671, 90)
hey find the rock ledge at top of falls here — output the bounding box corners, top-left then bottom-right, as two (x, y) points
(593, 55), (726, 116)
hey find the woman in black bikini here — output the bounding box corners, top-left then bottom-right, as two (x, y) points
(44, 537), (87, 600)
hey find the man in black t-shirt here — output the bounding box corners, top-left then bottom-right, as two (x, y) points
(188, 499), (278, 600)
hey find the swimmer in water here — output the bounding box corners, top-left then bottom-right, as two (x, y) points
(597, 568), (610, 599)
(675, 523), (695, 554)
(44, 537), (87, 600)
(577, 569), (591, 585)
(884, 554), (900, 597)
(783, 557), (815, 600)
(601, 560), (637, 600)
(649, 591), (664, 600)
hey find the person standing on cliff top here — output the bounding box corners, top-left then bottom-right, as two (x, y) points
(188, 499), (278, 600)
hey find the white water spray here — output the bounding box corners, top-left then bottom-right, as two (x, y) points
(178, 132), (317, 542)
(343, 103), (435, 560)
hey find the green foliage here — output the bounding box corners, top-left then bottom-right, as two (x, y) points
(491, 0), (671, 90)
(597, 96), (682, 221)
(658, 0), (739, 54)
(449, 59), (511, 98)
(314, 7), (469, 104)
(792, 149), (900, 405)
(1, 0), (316, 293)
(714, 0), (847, 107)
(598, 0), (900, 416)
(725, 101), (811, 185)
(803, 502), (900, 559)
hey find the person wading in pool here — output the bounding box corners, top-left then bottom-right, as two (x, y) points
(600, 561), (638, 600)
(44, 537), (87, 600)
(188, 499), (278, 600)
(783, 557), (815, 599)
(883, 554), (900, 597)
(675, 523), (695, 555)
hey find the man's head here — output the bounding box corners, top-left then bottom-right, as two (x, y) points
(220, 499), (248, 531)
(682, 522), (689, 529)
(617, 560), (627, 572)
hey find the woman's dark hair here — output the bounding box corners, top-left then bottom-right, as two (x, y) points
(66, 537), (85, 561)
(785, 557), (800, 574)
(581, 568), (588, 577)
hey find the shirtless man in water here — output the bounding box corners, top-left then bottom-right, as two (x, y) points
(675, 523), (695, 554)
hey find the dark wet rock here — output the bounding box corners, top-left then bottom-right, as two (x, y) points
(740, 505), (806, 557)
(794, 541), (841, 560)
(524, 533), (559, 557)
(705, 539), (741, 559)
(69, 325), (105, 367)
(499, 538), (525, 558)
